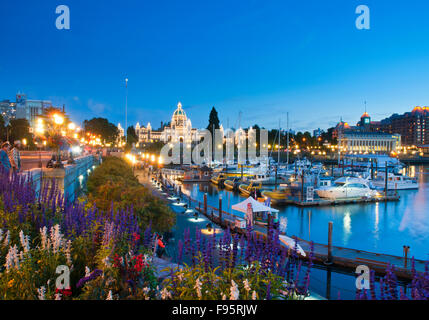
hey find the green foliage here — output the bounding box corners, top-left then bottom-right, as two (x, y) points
(87, 157), (175, 233)
(126, 126), (138, 146)
(162, 256), (303, 300)
(207, 106), (220, 134)
(8, 118), (33, 146)
(84, 118), (119, 144)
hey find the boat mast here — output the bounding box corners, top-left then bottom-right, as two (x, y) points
(286, 112), (290, 165)
(278, 119), (281, 165)
(338, 117), (342, 166)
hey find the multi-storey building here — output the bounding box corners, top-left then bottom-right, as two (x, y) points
(378, 107), (429, 146)
(0, 100), (16, 125)
(15, 93), (53, 127)
(332, 112), (402, 154)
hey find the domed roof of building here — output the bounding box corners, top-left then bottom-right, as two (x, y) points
(361, 112), (370, 118)
(173, 102), (187, 117)
(172, 102), (188, 127)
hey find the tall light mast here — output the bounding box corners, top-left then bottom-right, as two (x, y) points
(125, 78), (128, 140)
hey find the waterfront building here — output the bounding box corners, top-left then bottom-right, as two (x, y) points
(15, 93), (53, 127)
(133, 102), (202, 144)
(0, 100), (16, 125)
(377, 107), (429, 146)
(340, 131), (401, 154)
(331, 112), (402, 154)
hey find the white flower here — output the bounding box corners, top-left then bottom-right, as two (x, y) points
(102, 256), (111, 268)
(106, 290), (113, 300)
(230, 280), (239, 300)
(5, 245), (20, 272)
(194, 278), (202, 299)
(65, 240), (72, 265)
(243, 279), (251, 292)
(50, 225), (64, 254)
(160, 288), (172, 300)
(19, 230), (31, 253)
(85, 266), (91, 277)
(176, 272), (184, 282)
(55, 293), (62, 300)
(40, 226), (48, 251)
(0, 229), (3, 243)
(252, 291), (257, 300)
(3, 230), (10, 247)
(37, 286), (46, 300)
(222, 294), (227, 300)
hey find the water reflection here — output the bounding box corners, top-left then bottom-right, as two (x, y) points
(181, 165), (429, 260)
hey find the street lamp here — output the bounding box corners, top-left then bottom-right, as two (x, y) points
(68, 122), (76, 131)
(53, 113), (64, 125)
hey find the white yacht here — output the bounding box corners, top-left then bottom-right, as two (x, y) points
(316, 177), (378, 200)
(371, 173), (418, 190)
(250, 173), (277, 185)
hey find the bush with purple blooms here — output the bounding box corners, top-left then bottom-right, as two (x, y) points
(161, 224), (314, 300)
(356, 261), (429, 300)
(0, 168), (155, 300)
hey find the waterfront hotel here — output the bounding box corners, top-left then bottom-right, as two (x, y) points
(334, 112), (401, 154)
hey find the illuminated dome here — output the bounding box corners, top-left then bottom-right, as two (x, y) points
(412, 106), (429, 114)
(172, 102), (187, 128)
(361, 112), (370, 118)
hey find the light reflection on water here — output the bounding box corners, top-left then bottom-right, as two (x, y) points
(176, 165), (429, 299)
(181, 165), (429, 260)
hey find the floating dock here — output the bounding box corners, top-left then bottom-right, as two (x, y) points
(159, 174), (425, 281)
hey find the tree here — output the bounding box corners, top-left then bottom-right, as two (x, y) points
(127, 126), (138, 146)
(206, 106), (220, 135)
(9, 118), (33, 146)
(83, 118), (119, 144)
(0, 114), (5, 141)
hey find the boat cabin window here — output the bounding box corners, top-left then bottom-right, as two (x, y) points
(347, 183), (367, 189)
(334, 182), (346, 187)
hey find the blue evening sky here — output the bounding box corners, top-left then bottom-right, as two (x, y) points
(1, 0), (429, 132)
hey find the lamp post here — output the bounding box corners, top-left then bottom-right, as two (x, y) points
(125, 78), (128, 142)
(53, 113), (65, 169)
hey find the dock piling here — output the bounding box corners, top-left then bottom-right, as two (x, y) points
(204, 193), (207, 215)
(325, 222), (333, 265)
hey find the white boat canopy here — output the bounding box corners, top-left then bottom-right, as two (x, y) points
(232, 197), (279, 214)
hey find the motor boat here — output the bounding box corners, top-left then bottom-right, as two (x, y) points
(238, 182), (263, 197)
(261, 189), (291, 205)
(210, 173), (228, 186)
(371, 172), (418, 190)
(250, 173), (277, 185)
(315, 177), (378, 200)
(224, 178), (241, 191)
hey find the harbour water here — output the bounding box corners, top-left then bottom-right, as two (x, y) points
(172, 165), (429, 299)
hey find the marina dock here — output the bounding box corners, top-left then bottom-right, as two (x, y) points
(159, 174), (426, 281)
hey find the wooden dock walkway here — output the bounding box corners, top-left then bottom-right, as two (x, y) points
(158, 173), (427, 281)
(281, 194), (400, 207)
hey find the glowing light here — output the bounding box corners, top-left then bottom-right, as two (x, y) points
(53, 114), (64, 125)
